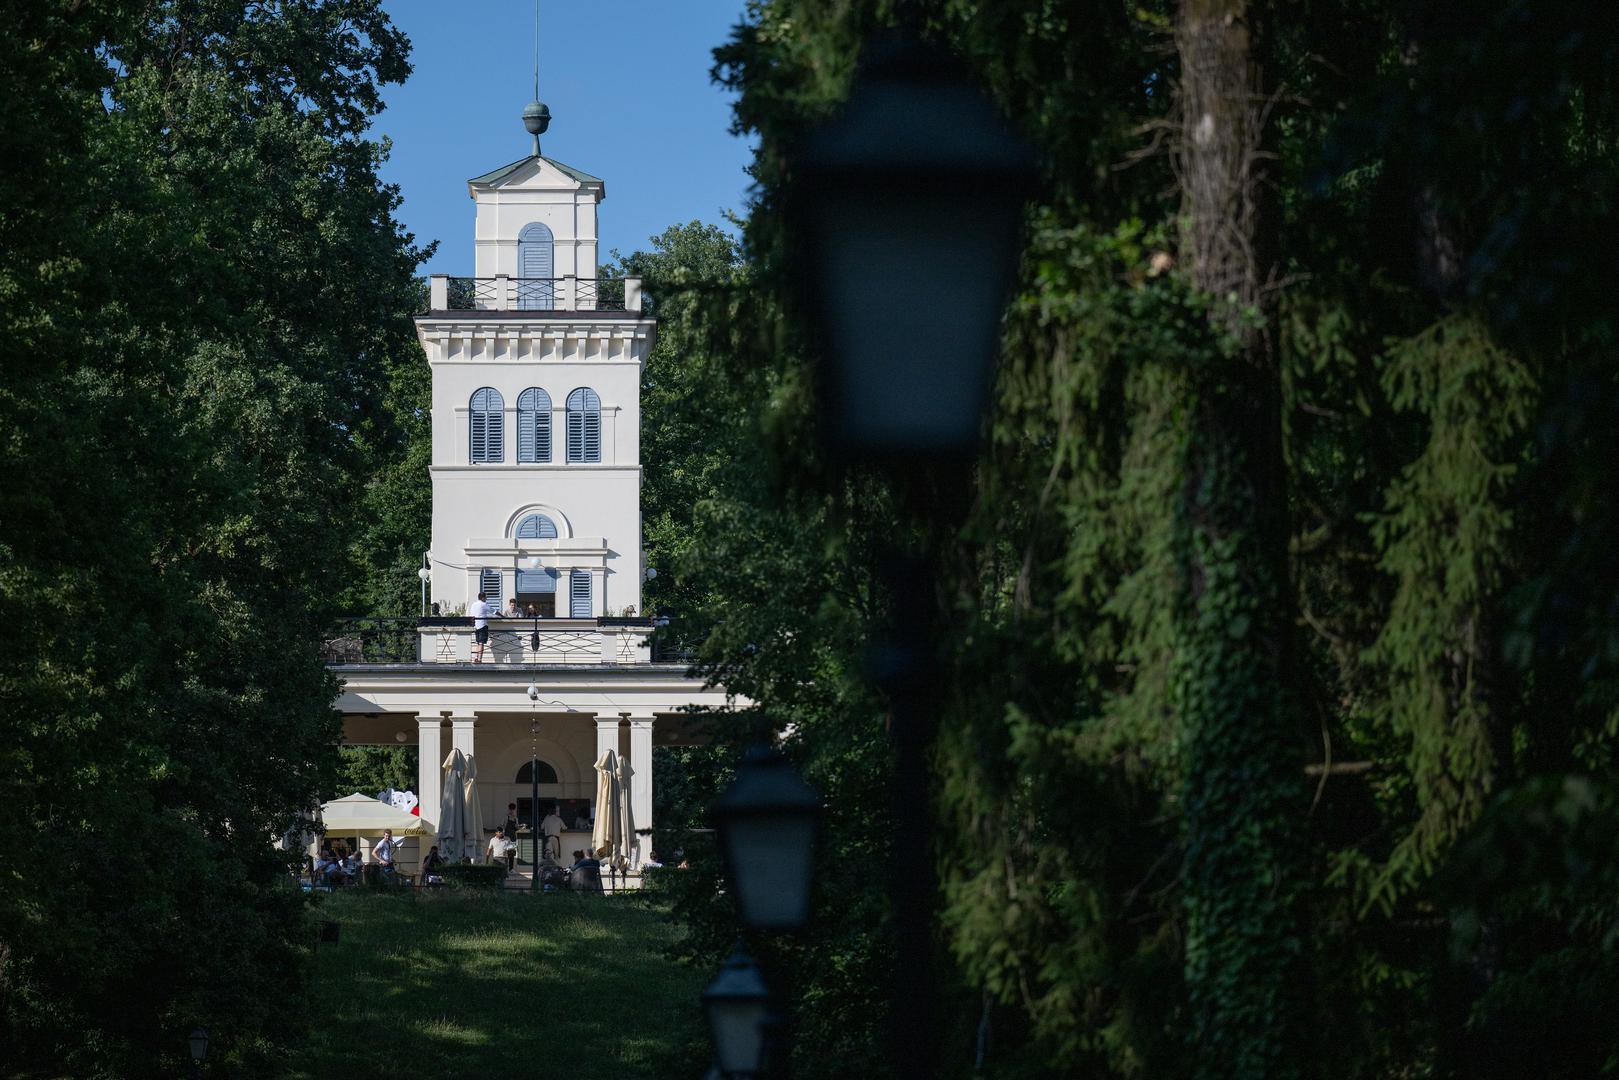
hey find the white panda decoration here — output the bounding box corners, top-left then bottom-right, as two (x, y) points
(388, 788), (420, 817)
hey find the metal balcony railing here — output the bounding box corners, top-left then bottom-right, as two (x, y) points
(321, 615), (689, 666)
(427, 275), (641, 314)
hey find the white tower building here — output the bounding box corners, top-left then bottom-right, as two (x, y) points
(327, 105), (729, 877)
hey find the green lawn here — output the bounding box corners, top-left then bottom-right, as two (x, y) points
(290, 890), (708, 1078)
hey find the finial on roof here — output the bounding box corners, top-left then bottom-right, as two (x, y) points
(522, 101), (551, 157)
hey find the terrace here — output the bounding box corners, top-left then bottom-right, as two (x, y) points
(321, 616), (693, 667)
(424, 274), (644, 315)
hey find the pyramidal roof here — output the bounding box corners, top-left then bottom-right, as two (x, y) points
(468, 155), (603, 187)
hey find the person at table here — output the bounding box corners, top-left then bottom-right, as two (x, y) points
(570, 849), (600, 872)
(504, 598), (521, 618)
(540, 803), (565, 861)
(313, 844), (342, 884)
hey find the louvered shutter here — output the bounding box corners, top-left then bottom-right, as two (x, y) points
(517, 566), (557, 594)
(515, 514), (559, 539)
(470, 388), (503, 463)
(566, 388), (601, 463)
(519, 222), (554, 310)
(569, 570), (592, 617)
(517, 388), (551, 463)
(480, 568), (502, 606)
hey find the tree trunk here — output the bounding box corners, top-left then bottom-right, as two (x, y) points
(1172, 2), (1308, 1076)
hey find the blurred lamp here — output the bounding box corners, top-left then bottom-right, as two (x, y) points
(188, 1027), (209, 1062)
(713, 746), (821, 930)
(702, 946), (771, 1078)
(789, 32), (1038, 459)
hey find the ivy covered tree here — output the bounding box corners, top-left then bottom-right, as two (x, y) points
(634, 1), (1619, 1077)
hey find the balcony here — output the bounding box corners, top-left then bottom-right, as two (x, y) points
(320, 616), (693, 666)
(424, 275), (643, 315)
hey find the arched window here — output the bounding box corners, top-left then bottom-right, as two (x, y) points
(517, 388), (552, 462)
(515, 760), (560, 785)
(566, 388), (601, 463)
(518, 222), (555, 310)
(515, 513), (559, 539)
(569, 569), (592, 618)
(469, 387), (504, 463)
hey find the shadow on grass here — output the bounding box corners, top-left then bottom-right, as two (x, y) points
(287, 892), (707, 1079)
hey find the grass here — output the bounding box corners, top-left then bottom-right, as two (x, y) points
(288, 889), (708, 1079)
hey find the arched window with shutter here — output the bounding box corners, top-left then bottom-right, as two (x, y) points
(517, 388), (552, 463)
(518, 222), (555, 310)
(515, 515), (560, 609)
(569, 569), (592, 618)
(515, 514), (559, 539)
(469, 387), (504, 463)
(565, 388), (601, 463)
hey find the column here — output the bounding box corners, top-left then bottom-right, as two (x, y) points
(417, 716), (443, 828)
(594, 716), (619, 768)
(451, 714), (476, 761)
(627, 714), (654, 867)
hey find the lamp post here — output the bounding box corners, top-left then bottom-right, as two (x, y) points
(702, 945), (773, 1079)
(706, 745), (820, 1078)
(187, 1026), (208, 1078)
(526, 690), (575, 890)
(713, 746), (822, 931)
(418, 552), (431, 616)
(786, 29), (1037, 1080)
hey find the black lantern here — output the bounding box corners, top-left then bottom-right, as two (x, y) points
(188, 1026), (209, 1063)
(702, 946), (772, 1078)
(713, 746), (821, 931)
(789, 32), (1038, 460)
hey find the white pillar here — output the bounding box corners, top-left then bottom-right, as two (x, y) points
(628, 715), (654, 866)
(417, 716), (443, 828)
(594, 716), (619, 766)
(451, 714), (476, 761)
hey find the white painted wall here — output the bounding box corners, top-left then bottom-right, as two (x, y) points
(417, 150), (651, 618)
(471, 157), (601, 279)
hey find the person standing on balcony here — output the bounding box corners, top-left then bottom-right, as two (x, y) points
(471, 590), (493, 662)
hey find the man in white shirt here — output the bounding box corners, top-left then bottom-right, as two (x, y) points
(372, 829), (398, 881)
(486, 827), (508, 864)
(470, 590), (494, 663)
(540, 804), (565, 862)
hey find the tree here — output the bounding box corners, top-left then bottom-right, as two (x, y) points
(0, 1), (423, 1071)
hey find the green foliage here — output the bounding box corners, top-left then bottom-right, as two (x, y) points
(670, 1), (1619, 1077)
(438, 864), (509, 889)
(332, 745), (419, 801)
(0, 0), (422, 1072)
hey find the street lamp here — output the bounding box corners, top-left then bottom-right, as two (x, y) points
(713, 746), (821, 931)
(788, 31), (1038, 460)
(786, 29), (1038, 1080)
(702, 946), (772, 1079)
(418, 552), (431, 616)
(187, 1027), (208, 1076)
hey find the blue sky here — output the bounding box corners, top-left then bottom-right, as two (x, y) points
(374, 1), (756, 275)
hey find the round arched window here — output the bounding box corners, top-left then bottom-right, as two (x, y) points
(515, 760), (560, 785)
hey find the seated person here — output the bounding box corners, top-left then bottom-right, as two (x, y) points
(313, 845), (342, 884)
(642, 850), (664, 870)
(421, 844), (444, 884)
(570, 848), (600, 872)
